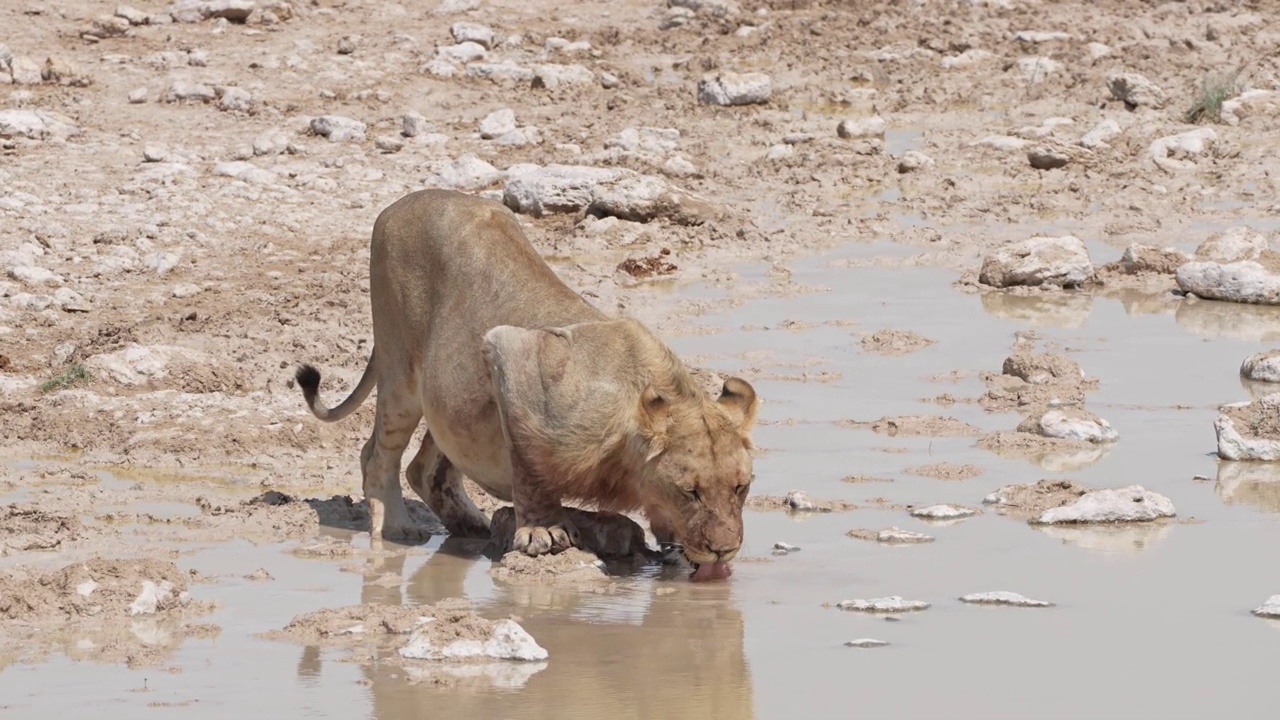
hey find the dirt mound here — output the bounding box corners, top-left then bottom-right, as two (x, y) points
(746, 492), (860, 512)
(1, 504), (82, 554)
(903, 462), (985, 481)
(859, 329), (936, 356)
(264, 600), (471, 645)
(841, 415), (982, 437)
(489, 548), (615, 589)
(194, 491), (445, 541)
(982, 479), (1096, 521)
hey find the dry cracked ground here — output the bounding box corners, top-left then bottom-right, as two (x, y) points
(4, 0), (1280, 704)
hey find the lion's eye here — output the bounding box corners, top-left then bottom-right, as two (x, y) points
(685, 487), (700, 502)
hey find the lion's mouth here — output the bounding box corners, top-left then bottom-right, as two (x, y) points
(659, 542), (732, 581)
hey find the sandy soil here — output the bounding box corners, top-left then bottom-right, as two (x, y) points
(4, 0), (1280, 704)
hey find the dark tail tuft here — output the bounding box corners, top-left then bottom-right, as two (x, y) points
(295, 364), (321, 403)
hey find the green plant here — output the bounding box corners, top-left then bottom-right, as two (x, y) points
(40, 363), (91, 393)
(1184, 68), (1244, 124)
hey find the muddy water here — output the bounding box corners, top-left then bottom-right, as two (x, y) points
(5, 243), (1280, 719)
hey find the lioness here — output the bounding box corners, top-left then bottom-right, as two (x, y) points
(294, 189), (759, 578)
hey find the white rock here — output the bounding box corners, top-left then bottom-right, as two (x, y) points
(86, 343), (202, 385)
(663, 155), (698, 178)
(142, 144), (168, 163)
(1035, 409), (1119, 443)
(1028, 146), (1070, 170)
(837, 596), (931, 613)
(398, 618), (548, 662)
(54, 287), (90, 312)
(7, 266), (63, 285)
(959, 591), (1054, 607)
(543, 37), (591, 55)
(942, 48), (995, 69)
(213, 160), (277, 184)
(837, 115), (886, 139)
(170, 0), (255, 22)
(217, 86), (253, 112)
(671, 0), (740, 16)
(252, 130), (288, 156)
(479, 108), (517, 139)
(436, 41), (487, 64)
(402, 112), (430, 137)
(76, 579), (98, 597)
(877, 527), (934, 543)
(764, 144), (793, 161)
(844, 638), (890, 648)
(1016, 56), (1062, 82)
(1087, 42), (1112, 60)
(605, 127), (681, 155)
(1033, 485), (1176, 524)
(310, 115), (367, 142)
(164, 81), (216, 102)
(979, 236), (1095, 288)
(128, 580), (175, 615)
(897, 151), (934, 173)
(1176, 261), (1280, 305)
(1220, 89), (1280, 126)
(451, 22), (495, 49)
(502, 164), (626, 216)
(493, 127), (541, 147)
(910, 504), (978, 520)
(1149, 127), (1216, 171)
(784, 490), (824, 511)
(435, 0), (481, 14)
(0, 110), (81, 140)
(465, 62), (534, 82)
(697, 72), (772, 106)
(972, 135), (1031, 151)
(1195, 226), (1269, 263)
(1215, 397), (1280, 461)
(531, 63), (594, 89)
(128, 87), (149, 103)
(600, 72), (619, 89)
(1241, 351), (1280, 383)
(375, 135), (405, 153)
(9, 56), (43, 85)
(116, 5), (151, 24)
(1252, 595), (1280, 618)
(1107, 72), (1167, 109)
(9, 293), (54, 311)
(1079, 119), (1122, 149)
(172, 283), (202, 298)
(424, 153), (503, 190)
(422, 59), (459, 77)
(773, 542), (800, 552)
(1015, 30), (1070, 43)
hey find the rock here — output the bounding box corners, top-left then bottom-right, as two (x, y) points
(252, 130), (288, 156)
(503, 165), (623, 215)
(605, 127), (681, 155)
(844, 638), (890, 648)
(587, 174), (719, 226)
(43, 57), (91, 87)
(425, 153), (503, 190)
(1107, 72), (1167, 109)
(502, 165), (715, 225)
(336, 35), (358, 55)
(116, 5), (151, 24)
(85, 343), (203, 385)
(399, 617), (547, 662)
(212, 161), (276, 184)
(1149, 128), (1216, 171)
(0, 110), (81, 141)
(1087, 42), (1112, 60)
(1115, 244), (1191, 275)
(600, 72), (619, 89)
(7, 266), (63, 285)
(142, 145), (168, 162)
(172, 283), (202, 298)
(1195, 227), (1270, 264)
(1079, 118), (1122, 149)
(465, 62), (534, 83)
(1019, 408), (1118, 444)
(9, 56), (43, 85)
(128, 87), (148, 103)
(1015, 30), (1070, 43)
(1242, 351), (1280, 384)
(979, 236), (1095, 289)
(1016, 56), (1062, 82)
(876, 527), (934, 544)
(170, 0), (255, 23)
(402, 112), (430, 137)
(697, 72), (772, 106)
(671, 0), (740, 16)
(217, 87), (253, 112)
(164, 81), (216, 103)
(973, 135), (1031, 152)
(1032, 485), (1176, 524)
(764, 144), (793, 161)
(942, 48), (995, 70)
(1028, 146), (1070, 170)
(773, 542), (800, 554)
(493, 127), (541, 147)
(451, 22), (495, 49)
(837, 597), (931, 613)
(310, 115), (367, 142)
(479, 108), (516, 139)
(435, 0), (481, 14)
(531, 64), (594, 89)
(1176, 260), (1280, 305)
(374, 135), (405, 153)
(784, 491), (823, 512)
(836, 116), (886, 140)
(897, 151), (934, 173)
(982, 479), (1094, 520)
(1215, 394), (1280, 461)
(1220, 89), (1280, 126)
(1252, 595), (1280, 618)
(909, 504), (978, 520)
(959, 591), (1054, 607)
(84, 15), (132, 39)
(436, 42), (487, 64)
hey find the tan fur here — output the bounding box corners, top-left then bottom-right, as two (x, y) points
(487, 506), (652, 561)
(295, 189), (760, 563)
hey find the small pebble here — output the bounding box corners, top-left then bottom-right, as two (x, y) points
(910, 504), (978, 520)
(837, 596), (931, 613)
(845, 638), (889, 648)
(959, 591), (1054, 608)
(1252, 595), (1280, 618)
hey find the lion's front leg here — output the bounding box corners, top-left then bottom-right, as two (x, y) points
(510, 469), (579, 556)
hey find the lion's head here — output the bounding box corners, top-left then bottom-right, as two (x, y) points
(637, 376), (759, 569)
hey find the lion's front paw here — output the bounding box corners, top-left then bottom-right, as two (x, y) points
(512, 523), (577, 556)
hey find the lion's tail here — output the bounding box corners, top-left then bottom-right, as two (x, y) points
(294, 349), (377, 422)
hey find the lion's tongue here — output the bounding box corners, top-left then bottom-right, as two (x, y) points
(690, 562), (733, 582)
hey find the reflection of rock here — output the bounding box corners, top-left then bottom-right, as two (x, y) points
(1032, 520), (1175, 555)
(978, 289), (1094, 327)
(1215, 394), (1280, 461)
(1214, 460), (1280, 513)
(977, 431), (1112, 471)
(1175, 295), (1280, 342)
(1099, 287), (1180, 316)
(1030, 485), (1176, 524)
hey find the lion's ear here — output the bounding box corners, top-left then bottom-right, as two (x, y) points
(639, 384), (669, 462)
(717, 376), (759, 435)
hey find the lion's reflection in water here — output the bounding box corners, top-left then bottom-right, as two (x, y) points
(294, 537), (755, 719)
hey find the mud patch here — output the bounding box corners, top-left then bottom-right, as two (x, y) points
(194, 491), (445, 542)
(858, 329), (936, 356)
(903, 462), (985, 481)
(1, 503), (83, 554)
(489, 548), (616, 589)
(981, 479), (1096, 522)
(841, 415), (982, 437)
(977, 430), (1111, 471)
(746, 492), (860, 513)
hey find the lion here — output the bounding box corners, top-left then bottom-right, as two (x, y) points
(486, 505), (654, 561)
(294, 189), (760, 576)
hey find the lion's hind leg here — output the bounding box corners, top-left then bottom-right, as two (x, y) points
(362, 376), (427, 542)
(405, 431), (491, 538)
